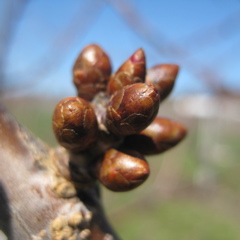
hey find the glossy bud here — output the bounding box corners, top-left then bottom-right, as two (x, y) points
(107, 48), (146, 95)
(146, 64), (179, 101)
(52, 97), (98, 152)
(73, 44), (112, 100)
(96, 148), (149, 192)
(106, 83), (160, 136)
(124, 117), (187, 155)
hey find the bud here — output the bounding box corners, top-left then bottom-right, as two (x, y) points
(146, 64), (179, 101)
(96, 148), (149, 192)
(124, 117), (187, 155)
(107, 48), (146, 95)
(106, 83), (160, 136)
(52, 97), (98, 152)
(73, 44), (112, 100)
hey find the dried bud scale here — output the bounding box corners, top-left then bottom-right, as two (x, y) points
(106, 83), (160, 136)
(52, 97), (98, 152)
(146, 64), (179, 101)
(124, 117), (187, 155)
(96, 148), (149, 192)
(107, 48), (146, 95)
(73, 44), (112, 101)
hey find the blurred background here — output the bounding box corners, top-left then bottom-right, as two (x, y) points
(0, 0), (240, 239)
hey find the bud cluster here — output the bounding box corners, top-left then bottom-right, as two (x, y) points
(52, 44), (187, 192)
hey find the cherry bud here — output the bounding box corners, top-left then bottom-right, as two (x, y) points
(107, 48), (146, 95)
(106, 83), (160, 136)
(96, 148), (149, 192)
(146, 64), (179, 101)
(52, 97), (98, 152)
(124, 117), (187, 155)
(73, 44), (112, 100)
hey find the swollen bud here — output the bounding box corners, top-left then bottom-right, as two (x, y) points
(73, 44), (112, 100)
(124, 117), (187, 155)
(96, 148), (149, 192)
(106, 83), (160, 136)
(146, 64), (179, 101)
(52, 97), (98, 152)
(107, 48), (146, 95)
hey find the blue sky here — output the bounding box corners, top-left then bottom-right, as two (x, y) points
(2, 0), (240, 98)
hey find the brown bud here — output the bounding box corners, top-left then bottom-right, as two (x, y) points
(96, 148), (149, 192)
(52, 97), (98, 152)
(146, 64), (179, 101)
(124, 117), (187, 155)
(73, 44), (112, 100)
(107, 48), (146, 95)
(106, 83), (160, 136)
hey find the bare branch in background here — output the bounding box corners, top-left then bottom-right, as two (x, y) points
(182, 9), (240, 51)
(1, 0), (240, 98)
(2, 0), (105, 98)
(0, 0), (30, 96)
(106, 0), (240, 95)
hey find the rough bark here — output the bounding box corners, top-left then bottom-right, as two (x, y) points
(0, 103), (119, 240)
